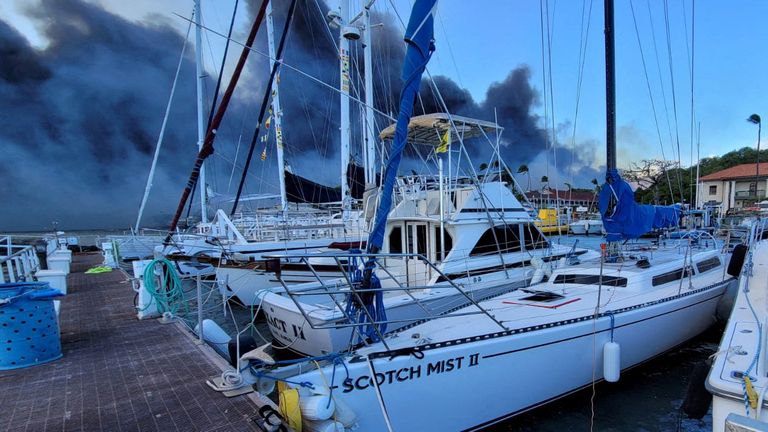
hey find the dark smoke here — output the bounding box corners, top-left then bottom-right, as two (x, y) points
(0, 0), (600, 231)
(0, 0), (201, 230)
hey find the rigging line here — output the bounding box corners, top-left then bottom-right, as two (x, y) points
(191, 1), (240, 214)
(646, 1), (676, 165)
(545, 0), (561, 220)
(663, 0), (685, 204)
(539, 0), (550, 180)
(231, 0), (299, 216)
(313, 0), (340, 53)
(436, 9), (463, 89)
(175, 14), (398, 125)
(570, 0), (594, 197)
(569, 0), (588, 192)
(686, 0), (696, 206)
(136, 12), (194, 231)
(629, 0), (674, 200)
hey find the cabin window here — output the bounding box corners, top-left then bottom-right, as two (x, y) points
(388, 227), (403, 254)
(651, 266), (693, 286)
(696, 256), (721, 273)
(523, 223), (549, 250)
(709, 185), (717, 195)
(470, 225), (522, 256)
(553, 274), (628, 287)
(416, 225), (427, 256)
(434, 227), (453, 261)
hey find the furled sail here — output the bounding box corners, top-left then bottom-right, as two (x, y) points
(598, 169), (680, 241)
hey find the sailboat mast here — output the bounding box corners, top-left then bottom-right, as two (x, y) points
(266, 2), (288, 216)
(194, 0), (208, 223)
(363, 2), (376, 184)
(604, 0), (616, 172)
(339, 0), (352, 215)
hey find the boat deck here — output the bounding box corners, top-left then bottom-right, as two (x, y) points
(0, 253), (260, 432)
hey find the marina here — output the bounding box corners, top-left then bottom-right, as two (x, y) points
(3, 0), (768, 430)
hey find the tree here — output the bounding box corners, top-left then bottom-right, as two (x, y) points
(541, 175), (549, 190)
(517, 164), (531, 191)
(479, 163), (488, 171)
(591, 178), (600, 193)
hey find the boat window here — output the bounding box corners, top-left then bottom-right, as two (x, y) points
(434, 227), (453, 261)
(416, 225), (427, 256)
(651, 266), (693, 286)
(388, 227), (402, 254)
(696, 256), (721, 273)
(553, 274), (628, 287)
(470, 225), (522, 256)
(523, 224), (550, 250)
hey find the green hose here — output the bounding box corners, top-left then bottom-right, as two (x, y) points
(141, 258), (188, 315)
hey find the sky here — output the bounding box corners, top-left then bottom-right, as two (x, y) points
(1, 0), (766, 230)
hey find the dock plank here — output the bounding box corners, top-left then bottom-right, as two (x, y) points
(0, 253), (259, 432)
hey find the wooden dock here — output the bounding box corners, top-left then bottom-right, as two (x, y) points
(0, 253), (261, 432)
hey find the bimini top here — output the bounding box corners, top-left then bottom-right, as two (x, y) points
(378, 113), (502, 145)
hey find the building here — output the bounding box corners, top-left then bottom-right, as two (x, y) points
(697, 162), (768, 212)
(524, 188), (598, 210)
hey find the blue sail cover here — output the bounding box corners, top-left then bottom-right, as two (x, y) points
(367, 0), (436, 253)
(598, 169), (680, 242)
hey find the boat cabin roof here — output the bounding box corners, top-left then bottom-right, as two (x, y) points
(379, 113), (501, 145)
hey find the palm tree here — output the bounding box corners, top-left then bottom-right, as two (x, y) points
(517, 164), (530, 191)
(479, 163), (488, 171)
(591, 178), (600, 193)
(541, 175), (549, 190)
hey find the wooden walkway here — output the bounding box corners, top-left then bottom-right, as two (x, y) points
(1, 253), (260, 432)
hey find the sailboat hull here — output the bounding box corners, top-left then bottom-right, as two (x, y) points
(279, 278), (731, 431)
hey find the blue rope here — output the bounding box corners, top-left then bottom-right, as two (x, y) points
(606, 311), (616, 342)
(344, 250), (387, 343)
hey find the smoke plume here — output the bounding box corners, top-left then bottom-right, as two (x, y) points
(0, 0), (600, 231)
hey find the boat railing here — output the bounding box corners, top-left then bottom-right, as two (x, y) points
(264, 250), (508, 351)
(0, 235), (44, 283)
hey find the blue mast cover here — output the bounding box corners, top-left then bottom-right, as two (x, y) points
(598, 169), (680, 241)
(366, 0), (436, 253)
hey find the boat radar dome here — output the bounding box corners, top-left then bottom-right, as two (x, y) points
(343, 25), (361, 40)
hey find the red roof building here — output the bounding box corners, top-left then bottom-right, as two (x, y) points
(698, 163), (768, 212)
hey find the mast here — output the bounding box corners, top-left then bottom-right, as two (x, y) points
(164, 0), (269, 243)
(266, 2), (288, 216)
(194, 0), (208, 223)
(339, 0), (352, 215)
(604, 0), (616, 173)
(362, 3), (376, 184)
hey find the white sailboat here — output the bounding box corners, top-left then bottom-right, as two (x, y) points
(256, 113), (597, 356)
(227, 2), (742, 430)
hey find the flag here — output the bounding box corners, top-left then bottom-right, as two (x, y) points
(435, 129), (450, 153)
(265, 115), (272, 129)
(260, 133), (268, 143)
(261, 147), (267, 161)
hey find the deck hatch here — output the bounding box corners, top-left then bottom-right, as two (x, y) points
(519, 291), (565, 302)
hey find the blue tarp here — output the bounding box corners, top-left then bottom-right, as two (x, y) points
(598, 169), (680, 241)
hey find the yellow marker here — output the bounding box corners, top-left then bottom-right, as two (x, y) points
(745, 376), (759, 410)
